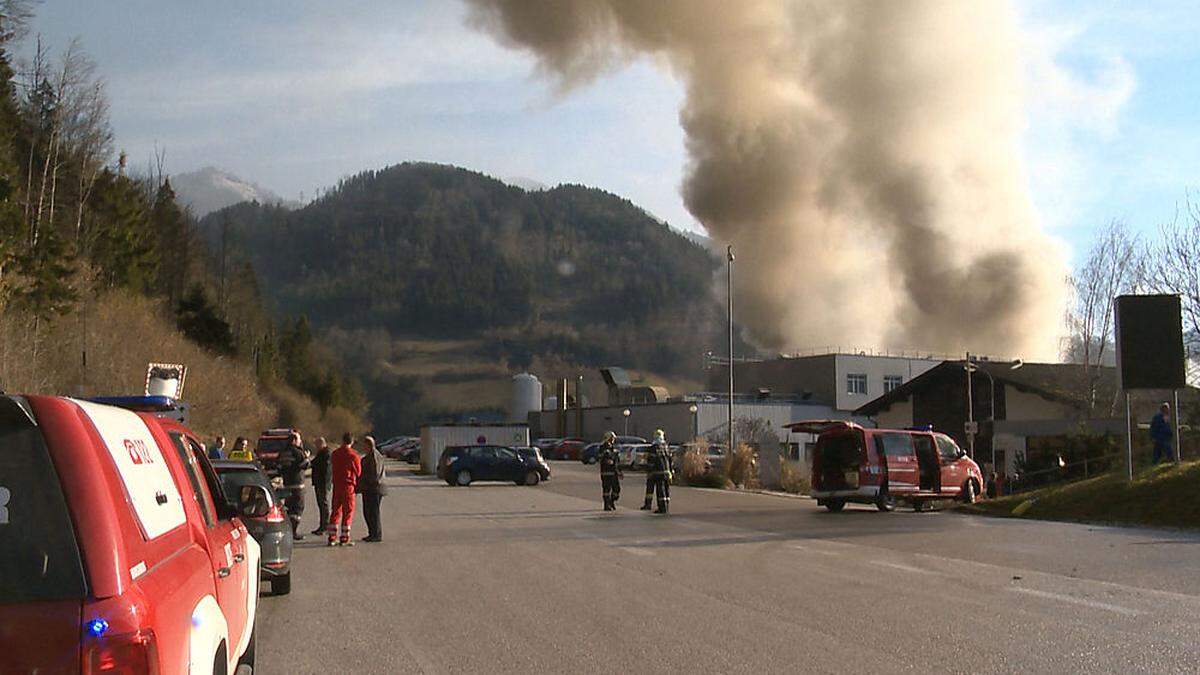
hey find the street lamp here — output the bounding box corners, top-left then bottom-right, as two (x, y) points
(688, 403), (698, 444)
(622, 408), (631, 436)
(964, 356), (1024, 471)
(727, 244), (735, 457)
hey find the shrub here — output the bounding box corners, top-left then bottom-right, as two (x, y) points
(780, 461), (811, 494)
(726, 443), (759, 489)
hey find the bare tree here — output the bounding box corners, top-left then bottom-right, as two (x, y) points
(1063, 219), (1144, 413)
(21, 37), (109, 249)
(1146, 195), (1200, 383)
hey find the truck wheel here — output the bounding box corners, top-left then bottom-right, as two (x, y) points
(962, 479), (977, 504)
(875, 489), (897, 512)
(824, 499), (846, 513)
(271, 572), (291, 596)
(456, 469), (473, 486)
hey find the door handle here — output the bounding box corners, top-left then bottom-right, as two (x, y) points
(218, 567), (231, 578)
(233, 553), (245, 564)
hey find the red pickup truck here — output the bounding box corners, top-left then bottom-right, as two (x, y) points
(0, 394), (263, 673)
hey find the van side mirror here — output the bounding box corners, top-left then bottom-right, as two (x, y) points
(238, 484), (272, 518)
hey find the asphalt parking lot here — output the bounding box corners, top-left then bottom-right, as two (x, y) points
(255, 460), (1200, 674)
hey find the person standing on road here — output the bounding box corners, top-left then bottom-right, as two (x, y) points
(280, 431), (311, 541)
(1150, 402), (1174, 463)
(357, 435), (388, 542)
(208, 436), (227, 460)
(310, 437), (332, 535)
(641, 429), (672, 514)
(228, 436), (254, 462)
(598, 431), (623, 511)
(327, 432), (363, 546)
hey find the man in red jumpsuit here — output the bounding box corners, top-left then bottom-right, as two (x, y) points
(327, 432), (362, 546)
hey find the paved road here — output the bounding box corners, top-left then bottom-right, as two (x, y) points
(257, 461), (1200, 673)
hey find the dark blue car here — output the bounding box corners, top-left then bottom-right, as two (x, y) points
(437, 445), (547, 486)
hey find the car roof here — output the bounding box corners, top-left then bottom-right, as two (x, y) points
(211, 460), (267, 472)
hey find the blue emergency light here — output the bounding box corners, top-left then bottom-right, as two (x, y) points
(88, 396), (190, 425)
(86, 618), (109, 637)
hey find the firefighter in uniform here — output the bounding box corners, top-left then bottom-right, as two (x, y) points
(641, 429), (672, 514)
(327, 432), (362, 546)
(279, 432), (310, 541)
(598, 431), (622, 511)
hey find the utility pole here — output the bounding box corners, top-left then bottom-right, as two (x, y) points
(965, 352), (976, 458)
(727, 245), (735, 456)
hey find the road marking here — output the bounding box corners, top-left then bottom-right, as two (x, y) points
(788, 544), (840, 556)
(618, 546), (655, 557)
(869, 560), (938, 576)
(1008, 587), (1142, 617)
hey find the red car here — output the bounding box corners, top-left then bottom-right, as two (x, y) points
(790, 420), (984, 512)
(551, 437), (586, 461)
(0, 394), (263, 673)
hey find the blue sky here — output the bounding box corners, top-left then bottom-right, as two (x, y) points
(26, 1), (1200, 263)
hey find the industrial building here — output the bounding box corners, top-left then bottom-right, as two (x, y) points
(705, 351), (943, 412)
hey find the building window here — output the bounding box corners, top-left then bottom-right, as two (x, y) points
(884, 375), (903, 393)
(846, 373), (867, 395)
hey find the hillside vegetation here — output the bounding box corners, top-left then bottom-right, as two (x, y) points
(0, 12), (365, 439)
(203, 163), (725, 434)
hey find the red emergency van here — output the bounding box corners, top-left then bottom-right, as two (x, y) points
(0, 394), (264, 673)
(789, 420), (984, 513)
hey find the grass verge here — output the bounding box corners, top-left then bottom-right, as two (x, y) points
(966, 460), (1200, 529)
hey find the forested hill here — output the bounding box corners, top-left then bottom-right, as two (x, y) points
(200, 162), (721, 376)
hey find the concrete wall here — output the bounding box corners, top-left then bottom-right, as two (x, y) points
(834, 354), (939, 412)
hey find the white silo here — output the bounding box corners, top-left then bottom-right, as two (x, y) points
(511, 373), (543, 423)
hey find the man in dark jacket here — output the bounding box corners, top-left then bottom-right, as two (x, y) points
(357, 435), (388, 542)
(310, 437), (332, 535)
(279, 431), (311, 541)
(1150, 403), (1174, 463)
(208, 436), (226, 460)
(598, 431), (622, 511)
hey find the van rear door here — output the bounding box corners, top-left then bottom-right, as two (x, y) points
(0, 396), (87, 672)
(874, 432), (920, 494)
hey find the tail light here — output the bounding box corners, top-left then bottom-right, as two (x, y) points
(84, 629), (159, 675)
(265, 503), (286, 523)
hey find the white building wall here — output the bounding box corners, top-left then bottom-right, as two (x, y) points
(834, 355), (940, 411)
(420, 424), (529, 474)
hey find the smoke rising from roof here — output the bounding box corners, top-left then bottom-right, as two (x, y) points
(466, 0), (1067, 358)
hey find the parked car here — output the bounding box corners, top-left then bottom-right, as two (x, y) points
(255, 426), (296, 476)
(400, 442), (421, 464)
(0, 394), (262, 674)
(438, 445), (546, 486)
(213, 460), (294, 595)
(790, 420), (984, 512)
(549, 437), (585, 456)
(514, 446), (552, 481)
(380, 436), (418, 459)
(533, 437), (561, 456)
(619, 443), (652, 469)
(581, 442), (603, 464)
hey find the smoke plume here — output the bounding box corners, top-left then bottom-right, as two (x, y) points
(466, 0), (1067, 358)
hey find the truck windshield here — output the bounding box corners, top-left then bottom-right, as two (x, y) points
(0, 398), (87, 603)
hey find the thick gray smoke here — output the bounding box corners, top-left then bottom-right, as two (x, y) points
(466, 0), (1066, 358)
